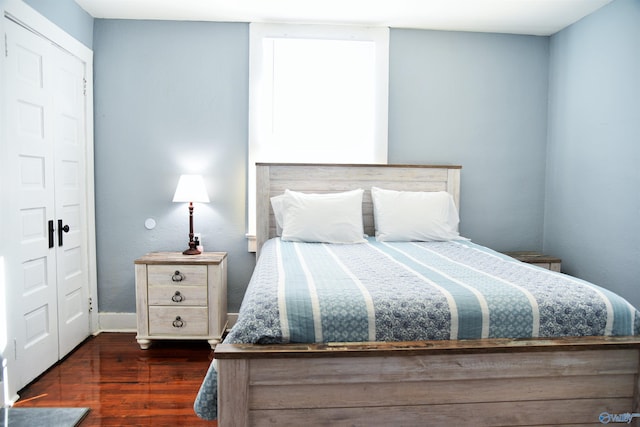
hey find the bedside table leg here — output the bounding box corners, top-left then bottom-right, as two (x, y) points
(137, 338), (151, 350)
(207, 338), (219, 350)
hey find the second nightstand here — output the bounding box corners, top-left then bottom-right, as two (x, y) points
(503, 251), (561, 272)
(134, 252), (228, 349)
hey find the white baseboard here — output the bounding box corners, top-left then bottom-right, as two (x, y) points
(98, 312), (137, 332)
(97, 312), (238, 332)
(1, 356), (6, 406)
(226, 312), (238, 328)
(1, 358), (17, 407)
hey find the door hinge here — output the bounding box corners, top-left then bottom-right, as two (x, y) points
(83, 78), (87, 96)
(88, 297), (93, 313)
(4, 33), (8, 57)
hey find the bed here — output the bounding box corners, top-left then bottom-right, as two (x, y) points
(195, 163), (640, 427)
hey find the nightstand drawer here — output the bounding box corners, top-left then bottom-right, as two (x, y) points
(147, 264), (207, 286)
(148, 285), (207, 306)
(148, 306), (209, 335)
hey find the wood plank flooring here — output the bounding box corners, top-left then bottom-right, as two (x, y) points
(13, 332), (217, 426)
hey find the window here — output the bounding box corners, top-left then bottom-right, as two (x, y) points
(247, 23), (389, 248)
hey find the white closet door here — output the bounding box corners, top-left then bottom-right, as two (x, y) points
(52, 43), (90, 357)
(4, 19), (60, 390)
(4, 18), (90, 391)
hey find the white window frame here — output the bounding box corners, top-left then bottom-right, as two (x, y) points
(246, 23), (389, 250)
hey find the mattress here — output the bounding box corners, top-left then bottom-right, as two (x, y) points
(194, 237), (640, 420)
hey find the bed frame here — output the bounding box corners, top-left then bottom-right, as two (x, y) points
(215, 163), (640, 427)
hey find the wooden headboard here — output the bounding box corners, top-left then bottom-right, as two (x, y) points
(255, 163), (462, 257)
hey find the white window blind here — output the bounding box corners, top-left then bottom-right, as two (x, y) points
(247, 23), (389, 249)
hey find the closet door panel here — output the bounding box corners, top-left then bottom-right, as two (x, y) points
(52, 44), (90, 356)
(5, 19), (59, 389)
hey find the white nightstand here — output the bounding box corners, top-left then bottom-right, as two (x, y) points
(134, 252), (228, 349)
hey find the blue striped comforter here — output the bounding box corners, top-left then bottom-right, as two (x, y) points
(229, 237), (639, 343)
(194, 237), (640, 420)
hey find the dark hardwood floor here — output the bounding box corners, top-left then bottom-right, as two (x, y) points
(13, 333), (218, 426)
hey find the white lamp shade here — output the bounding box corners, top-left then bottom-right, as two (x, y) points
(172, 174), (210, 203)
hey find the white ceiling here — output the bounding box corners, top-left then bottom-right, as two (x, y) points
(75, 0), (612, 36)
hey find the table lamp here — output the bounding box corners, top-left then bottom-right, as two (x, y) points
(173, 174), (209, 255)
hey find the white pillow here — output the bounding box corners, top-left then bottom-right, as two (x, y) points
(270, 194), (286, 235)
(277, 189), (366, 244)
(371, 187), (460, 242)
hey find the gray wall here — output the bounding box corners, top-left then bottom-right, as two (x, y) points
(389, 30), (549, 249)
(545, 0), (640, 310)
(93, 20), (253, 312)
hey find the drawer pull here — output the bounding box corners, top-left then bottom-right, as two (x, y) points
(171, 291), (184, 303)
(172, 316), (184, 328)
(171, 271), (184, 282)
